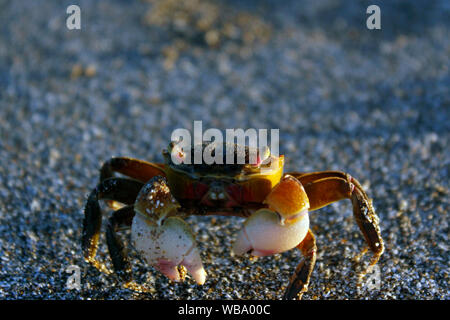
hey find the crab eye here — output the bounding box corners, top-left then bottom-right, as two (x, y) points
(170, 143), (186, 165)
(250, 146), (271, 167)
(259, 146), (271, 165)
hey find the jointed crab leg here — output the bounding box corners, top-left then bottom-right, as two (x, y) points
(82, 177), (143, 272)
(100, 157), (166, 183)
(99, 157), (166, 211)
(105, 205), (135, 283)
(289, 171), (384, 265)
(287, 171), (349, 186)
(284, 229), (317, 300)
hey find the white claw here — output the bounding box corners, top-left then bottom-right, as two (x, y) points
(131, 214), (206, 285)
(233, 208), (309, 257)
(181, 247), (207, 285)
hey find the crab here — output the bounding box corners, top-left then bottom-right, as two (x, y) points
(82, 141), (384, 299)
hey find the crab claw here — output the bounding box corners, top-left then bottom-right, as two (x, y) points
(232, 208), (309, 257)
(132, 214), (206, 285)
(233, 175), (310, 257)
(131, 176), (206, 285)
(263, 175), (310, 224)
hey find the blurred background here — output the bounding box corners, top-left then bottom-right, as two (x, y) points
(0, 0), (448, 299)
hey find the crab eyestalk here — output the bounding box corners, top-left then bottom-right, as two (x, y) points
(257, 145), (271, 165)
(165, 141), (189, 165)
(233, 175), (310, 257)
(132, 176), (206, 285)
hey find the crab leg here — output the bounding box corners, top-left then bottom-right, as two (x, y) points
(131, 176), (207, 285)
(99, 157), (166, 210)
(286, 171), (348, 186)
(100, 157), (166, 182)
(105, 205), (135, 283)
(82, 177), (143, 273)
(289, 171), (384, 266)
(284, 229), (317, 300)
